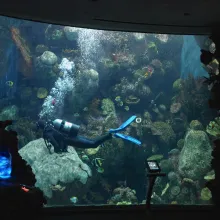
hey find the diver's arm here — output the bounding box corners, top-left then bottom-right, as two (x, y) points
(66, 133), (112, 149)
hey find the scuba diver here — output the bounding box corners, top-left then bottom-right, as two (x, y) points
(36, 115), (141, 153)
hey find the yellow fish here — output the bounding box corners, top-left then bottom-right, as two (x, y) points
(92, 158), (105, 173)
(5, 81), (13, 87)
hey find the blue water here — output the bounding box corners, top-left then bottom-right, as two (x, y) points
(181, 35), (208, 79)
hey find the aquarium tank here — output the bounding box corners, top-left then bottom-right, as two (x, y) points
(0, 15), (217, 207)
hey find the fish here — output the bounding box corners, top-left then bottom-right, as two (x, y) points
(70, 196), (78, 204)
(124, 106), (129, 111)
(115, 96), (121, 102)
(112, 53), (119, 62)
(50, 184), (66, 191)
(97, 167), (104, 173)
(5, 81), (13, 87)
(21, 186), (30, 192)
(92, 158), (105, 173)
(51, 98), (56, 106)
(117, 180), (127, 188)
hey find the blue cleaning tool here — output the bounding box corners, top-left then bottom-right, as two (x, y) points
(109, 115), (141, 146)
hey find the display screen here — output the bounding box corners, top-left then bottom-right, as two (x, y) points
(146, 160), (161, 172)
(148, 161), (159, 170)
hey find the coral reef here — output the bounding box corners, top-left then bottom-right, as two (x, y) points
(152, 121), (176, 146)
(19, 138), (92, 203)
(206, 117), (220, 137)
(178, 129), (212, 180)
(108, 187), (138, 205)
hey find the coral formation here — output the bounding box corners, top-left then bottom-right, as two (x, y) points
(152, 121), (176, 146)
(108, 187), (138, 205)
(206, 117), (220, 137)
(178, 129), (212, 180)
(19, 138), (92, 200)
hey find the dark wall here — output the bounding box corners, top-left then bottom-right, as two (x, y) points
(38, 206), (215, 220)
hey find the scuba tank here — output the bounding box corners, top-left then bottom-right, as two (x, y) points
(52, 119), (80, 137)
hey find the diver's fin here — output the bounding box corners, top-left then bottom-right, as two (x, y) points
(114, 133), (141, 146)
(109, 115), (137, 133)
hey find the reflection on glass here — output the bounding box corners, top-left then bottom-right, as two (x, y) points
(0, 15), (215, 207)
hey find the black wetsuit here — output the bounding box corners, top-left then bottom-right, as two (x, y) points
(42, 124), (112, 153)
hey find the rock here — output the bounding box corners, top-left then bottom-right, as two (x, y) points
(189, 120), (204, 131)
(63, 26), (79, 41)
(152, 121), (176, 146)
(178, 130), (212, 180)
(40, 51), (57, 65)
(35, 44), (48, 55)
(68, 69), (99, 112)
(19, 138), (92, 198)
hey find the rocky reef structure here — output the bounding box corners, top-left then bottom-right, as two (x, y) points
(178, 126), (212, 181)
(108, 187), (138, 205)
(0, 105), (19, 121)
(68, 68), (99, 113)
(19, 138), (92, 204)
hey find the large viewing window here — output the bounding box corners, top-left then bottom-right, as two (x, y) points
(0, 15), (216, 207)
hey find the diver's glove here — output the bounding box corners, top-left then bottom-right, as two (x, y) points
(109, 115), (141, 146)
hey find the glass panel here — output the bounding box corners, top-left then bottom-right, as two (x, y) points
(0, 15), (215, 207)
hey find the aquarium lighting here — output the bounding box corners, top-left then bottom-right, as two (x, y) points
(0, 151), (12, 179)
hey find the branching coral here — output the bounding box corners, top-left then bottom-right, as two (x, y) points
(108, 187), (138, 205)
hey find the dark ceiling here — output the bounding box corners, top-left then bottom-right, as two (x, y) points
(0, 0), (220, 34)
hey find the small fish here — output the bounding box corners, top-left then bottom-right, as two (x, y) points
(50, 184), (66, 191)
(81, 154), (90, 162)
(21, 186), (29, 192)
(70, 196), (78, 204)
(92, 158), (105, 173)
(97, 167), (104, 173)
(52, 98), (56, 106)
(112, 53), (119, 62)
(146, 65), (154, 74)
(124, 106), (129, 111)
(83, 107), (88, 111)
(115, 96), (121, 102)
(5, 81), (13, 87)
(117, 180), (127, 188)
(74, 113), (80, 117)
(100, 143), (105, 148)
